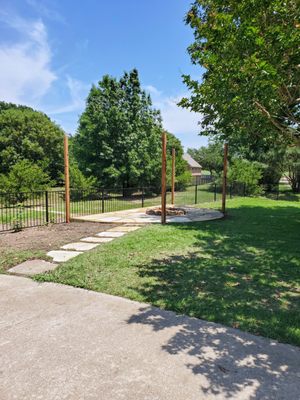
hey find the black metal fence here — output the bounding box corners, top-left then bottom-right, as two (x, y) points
(0, 179), (297, 232)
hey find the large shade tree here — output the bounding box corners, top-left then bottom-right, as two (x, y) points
(73, 69), (163, 189)
(180, 0), (300, 150)
(0, 102), (65, 182)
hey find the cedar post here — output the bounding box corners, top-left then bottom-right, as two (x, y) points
(161, 132), (167, 224)
(64, 135), (70, 223)
(171, 148), (175, 205)
(221, 143), (228, 214)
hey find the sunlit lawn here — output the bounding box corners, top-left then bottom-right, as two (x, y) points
(36, 197), (300, 346)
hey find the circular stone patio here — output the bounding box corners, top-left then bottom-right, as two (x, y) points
(74, 206), (223, 224)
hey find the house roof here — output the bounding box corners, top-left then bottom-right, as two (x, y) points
(183, 153), (202, 168)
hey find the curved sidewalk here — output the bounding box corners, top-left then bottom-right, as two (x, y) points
(0, 275), (299, 400)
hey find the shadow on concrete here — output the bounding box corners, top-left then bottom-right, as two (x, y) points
(126, 203), (300, 398)
(127, 305), (300, 399)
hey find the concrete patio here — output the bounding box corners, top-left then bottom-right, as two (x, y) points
(1, 275), (299, 400)
(73, 206), (223, 224)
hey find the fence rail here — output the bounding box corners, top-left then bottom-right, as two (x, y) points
(0, 179), (297, 232)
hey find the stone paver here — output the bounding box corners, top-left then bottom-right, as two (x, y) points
(61, 242), (100, 251)
(8, 260), (58, 276)
(96, 231), (126, 238)
(107, 226), (142, 232)
(1, 274), (299, 400)
(80, 236), (115, 243)
(47, 250), (83, 263)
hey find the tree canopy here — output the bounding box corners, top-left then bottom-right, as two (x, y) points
(188, 142), (224, 175)
(73, 69), (163, 189)
(180, 0), (300, 149)
(0, 102), (65, 182)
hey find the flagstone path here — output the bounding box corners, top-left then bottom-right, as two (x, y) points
(7, 224), (142, 276)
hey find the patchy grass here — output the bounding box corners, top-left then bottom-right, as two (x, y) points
(36, 197), (300, 346)
(0, 249), (47, 273)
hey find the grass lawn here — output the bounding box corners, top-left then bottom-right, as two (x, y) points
(36, 197), (300, 346)
(0, 249), (46, 274)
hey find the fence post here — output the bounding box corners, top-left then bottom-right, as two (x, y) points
(221, 143), (228, 214)
(243, 183), (246, 197)
(161, 132), (167, 224)
(214, 183), (217, 201)
(230, 184), (232, 199)
(141, 187), (145, 208)
(64, 135), (70, 223)
(195, 184), (198, 204)
(171, 148), (175, 205)
(45, 191), (49, 223)
(101, 188), (105, 213)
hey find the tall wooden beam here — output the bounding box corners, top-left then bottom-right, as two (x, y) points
(161, 132), (167, 224)
(221, 143), (228, 214)
(64, 135), (70, 223)
(171, 148), (175, 205)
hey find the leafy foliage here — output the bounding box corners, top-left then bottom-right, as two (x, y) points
(0, 160), (50, 202)
(73, 69), (162, 189)
(69, 162), (96, 191)
(0, 102), (65, 182)
(283, 147), (300, 193)
(228, 159), (263, 195)
(180, 1), (300, 148)
(188, 142), (223, 175)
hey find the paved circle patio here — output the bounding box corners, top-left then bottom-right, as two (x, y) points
(73, 206), (223, 224)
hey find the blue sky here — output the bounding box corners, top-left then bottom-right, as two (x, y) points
(0, 0), (208, 149)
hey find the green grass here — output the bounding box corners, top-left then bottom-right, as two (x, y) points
(36, 197), (300, 346)
(0, 249), (47, 273)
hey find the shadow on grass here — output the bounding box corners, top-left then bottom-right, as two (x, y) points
(126, 204), (300, 397)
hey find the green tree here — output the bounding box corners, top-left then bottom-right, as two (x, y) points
(0, 102), (65, 182)
(0, 160), (51, 202)
(180, 1), (300, 148)
(188, 142), (223, 175)
(228, 159), (263, 195)
(73, 69), (162, 189)
(283, 147), (300, 193)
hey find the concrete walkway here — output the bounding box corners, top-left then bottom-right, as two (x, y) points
(1, 275), (299, 400)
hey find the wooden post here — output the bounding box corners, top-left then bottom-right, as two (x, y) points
(161, 132), (167, 224)
(64, 135), (70, 223)
(171, 148), (175, 205)
(221, 143), (228, 214)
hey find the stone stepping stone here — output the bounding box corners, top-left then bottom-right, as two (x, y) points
(80, 237), (114, 243)
(107, 226), (141, 232)
(47, 250), (82, 263)
(61, 242), (99, 251)
(8, 260), (58, 276)
(96, 231), (126, 238)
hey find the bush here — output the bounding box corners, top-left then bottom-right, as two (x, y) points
(69, 163), (97, 201)
(228, 159), (263, 196)
(0, 160), (50, 203)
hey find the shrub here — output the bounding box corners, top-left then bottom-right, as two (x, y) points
(228, 159), (263, 196)
(0, 160), (50, 203)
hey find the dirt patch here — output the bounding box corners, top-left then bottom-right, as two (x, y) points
(0, 222), (114, 252)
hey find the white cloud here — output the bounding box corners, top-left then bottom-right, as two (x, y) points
(0, 13), (56, 105)
(144, 85), (162, 96)
(47, 76), (90, 115)
(26, 0), (66, 24)
(154, 94), (202, 135)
